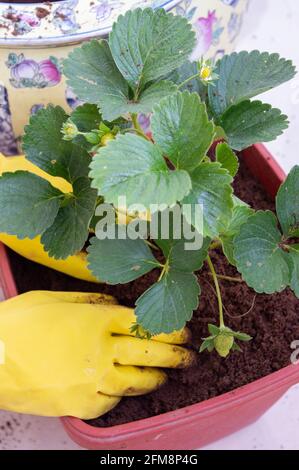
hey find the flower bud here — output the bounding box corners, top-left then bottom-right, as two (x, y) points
(214, 334), (234, 358)
(200, 66), (212, 81)
(101, 132), (115, 146)
(62, 121), (79, 141)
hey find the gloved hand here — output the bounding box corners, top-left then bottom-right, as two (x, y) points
(0, 291), (194, 419)
(0, 154), (98, 283)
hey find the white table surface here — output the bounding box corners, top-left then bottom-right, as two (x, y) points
(1, 0), (299, 451)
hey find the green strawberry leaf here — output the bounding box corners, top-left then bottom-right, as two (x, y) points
(151, 91), (215, 171)
(127, 80), (178, 115)
(135, 270), (200, 334)
(89, 133), (192, 209)
(234, 211), (291, 294)
(70, 104), (102, 132)
(209, 51), (296, 116)
(156, 236), (210, 273)
(167, 60), (207, 100)
(69, 104), (103, 150)
(41, 178), (97, 259)
(289, 245), (299, 298)
(233, 195), (250, 208)
(87, 233), (159, 284)
(200, 337), (215, 353)
(64, 39), (178, 121)
(221, 205), (254, 266)
(182, 162), (233, 238)
(219, 100), (289, 151)
(232, 331), (252, 342)
(23, 105), (91, 182)
(0, 171), (62, 240)
(276, 166), (299, 237)
(64, 40), (129, 122)
(109, 8), (195, 91)
(208, 324), (220, 336)
(216, 142), (239, 177)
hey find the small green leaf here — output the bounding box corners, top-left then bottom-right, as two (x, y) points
(0, 171), (62, 240)
(69, 104), (102, 150)
(276, 166), (299, 237)
(0, 171), (63, 239)
(64, 40), (130, 122)
(23, 105), (91, 182)
(234, 211), (290, 294)
(208, 324), (220, 336)
(182, 162), (233, 238)
(152, 91), (215, 171)
(231, 343), (242, 352)
(89, 133), (191, 209)
(128, 80), (178, 115)
(41, 178), (97, 259)
(87, 234), (158, 284)
(109, 8), (195, 91)
(209, 51), (296, 116)
(216, 142), (239, 177)
(70, 104), (102, 132)
(233, 195), (250, 208)
(289, 245), (299, 298)
(157, 237), (210, 273)
(65, 39), (178, 121)
(135, 271), (200, 334)
(232, 331), (252, 342)
(219, 100), (289, 151)
(200, 338), (215, 353)
(221, 205), (254, 265)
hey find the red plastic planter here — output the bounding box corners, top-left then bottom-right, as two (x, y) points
(0, 144), (298, 450)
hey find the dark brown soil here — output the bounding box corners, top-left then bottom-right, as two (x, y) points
(7, 157), (299, 427)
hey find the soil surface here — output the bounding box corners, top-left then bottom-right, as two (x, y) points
(8, 157), (299, 427)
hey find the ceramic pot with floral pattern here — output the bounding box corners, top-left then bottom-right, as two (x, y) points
(0, 0), (249, 154)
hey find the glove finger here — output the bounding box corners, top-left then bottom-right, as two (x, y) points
(108, 307), (190, 345)
(44, 291), (118, 305)
(67, 392), (121, 420)
(97, 365), (166, 397)
(113, 336), (196, 369)
(0, 291), (117, 314)
(152, 328), (191, 345)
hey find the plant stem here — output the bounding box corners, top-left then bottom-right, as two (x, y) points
(209, 240), (222, 251)
(158, 259), (170, 282)
(123, 128), (150, 139)
(208, 273), (243, 283)
(145, 240), (159, 251)
(207, 255), (224, 328)
(178, 73), (200, 90)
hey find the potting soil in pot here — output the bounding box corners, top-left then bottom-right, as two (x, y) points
(7, 156), (299, 427)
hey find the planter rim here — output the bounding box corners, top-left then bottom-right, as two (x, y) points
(0, 0), (180, 48)
(61, 363), (299, 441)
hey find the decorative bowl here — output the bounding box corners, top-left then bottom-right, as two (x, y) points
(0, 0), (249, 154)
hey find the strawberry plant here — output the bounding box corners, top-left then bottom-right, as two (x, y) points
(0, 8), (298, 356)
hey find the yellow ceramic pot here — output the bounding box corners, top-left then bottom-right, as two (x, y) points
(0, 0), (249, 154)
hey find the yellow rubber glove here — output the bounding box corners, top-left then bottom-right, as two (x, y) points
(0, 154), (99, 283)
(0, 291), (194, 419)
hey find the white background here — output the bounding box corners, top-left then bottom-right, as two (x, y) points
(0, 0), (299, 450)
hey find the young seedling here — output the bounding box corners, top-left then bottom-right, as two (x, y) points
(0, 8), (297, 358)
